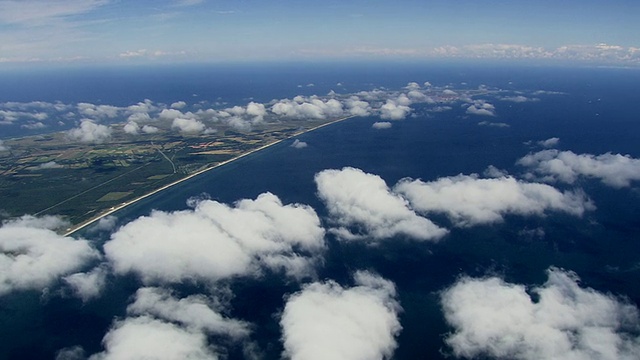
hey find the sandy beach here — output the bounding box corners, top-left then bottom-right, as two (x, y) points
(63, 115), (355, 237)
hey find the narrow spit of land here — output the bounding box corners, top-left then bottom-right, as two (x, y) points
(0, 115), (354, 237)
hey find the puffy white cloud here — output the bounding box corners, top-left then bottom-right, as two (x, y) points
(405, 82), (421, 91)
(63, 265), (109, 302)
(170, 101), (187, 109)
(126, 111), (152, 123)
(77, 103), (120, 119)
(127, 287), (251, 338)
(0, 215), (100, 296)
(466, 100), (496, 116)
(67, 119), (112, 144)
(281, 271), (401, 360)
(89, 316), (218, 360)
(517, 150), (640, 188)
(442, 89), (457, 96)
(395, 174), (594, 227)
(123, 121), (140, 135)
(171, 117), (206, 134)
(379, 100), (411, 120)
(407, 89), (433, 103)
(345, 97), (371, 117)
(246, 101), (267, 121)
(104, 193), (325, 284)
(271, 97), (344, 120)
(0, 140), (7, 151)
(291, 139), (308, 149)
(441, 267), (640, 360)
(127, 99), (157, 114)
(158, 108), (186, 121)
(372, 121), (392, 129)
(538, 137), (560, 148)
(91, 285), (251, 359)
(142, 124), (159, 134)
(315, 167), (447, 242)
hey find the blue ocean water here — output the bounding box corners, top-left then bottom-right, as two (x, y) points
(1, 62), (640, 359)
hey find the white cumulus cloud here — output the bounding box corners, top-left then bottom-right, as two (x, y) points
(395, 174), (594, 227)
(0, 215), (100, 296)
(315, 167), (447, 242)
(67, 119), (112, 143)
(379, 99), (411, 120)
(104, 193), (325, 284)
(441, 267), (640, 360)
(517, 149), (640, 188)
(372, 121), (392, 129)
(171, 117), (206, 134)
(281, 271), (402, 360)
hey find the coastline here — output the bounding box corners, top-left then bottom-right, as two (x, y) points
(63, 115), (355, 237)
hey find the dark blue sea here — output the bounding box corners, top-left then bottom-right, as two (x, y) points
(1, 62), (639, 359)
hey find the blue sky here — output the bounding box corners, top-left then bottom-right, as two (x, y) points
(0, 0), (638, 66)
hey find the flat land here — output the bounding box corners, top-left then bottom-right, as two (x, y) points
(0, 117), (342, 232)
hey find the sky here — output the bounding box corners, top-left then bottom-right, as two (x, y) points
(0, 0), (639, 66)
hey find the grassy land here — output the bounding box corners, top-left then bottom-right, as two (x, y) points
(0, 119), (331, 229)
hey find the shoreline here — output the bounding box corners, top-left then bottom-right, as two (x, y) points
(63, 115), (355, 237)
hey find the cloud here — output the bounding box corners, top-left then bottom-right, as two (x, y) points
(280, 271), (402, 360)
(123, 121), (140, 135)
(0, 140), (7, 151)
(271, 97), (344, 120)
(405, 82), (421, 91)
(500, 95), (539, 103)
(372, 121), (392, 129)
(0, 0), (109, 25)
(315, 167), (447, 242)
(466, 100), (496, 116)
(478, 121), (509, 128)
(291, 139), (308, 149)
(90, 286), (251, 359)
(394, 174), (594, 227)
(142, 124), (159, 134)
(345, 97), (371, 117)
(171, 117), (206, 134)
(89, 316), (218, 360)
(67, 119), (112, 143)
(159, 108), (187, 121)
(441, 267), (640, 360)
(128, 287), (251, 338)
(63, 265), (109, 302)
(537, 137), (560, 148)
(379, 100), (411, 120)
(517, 150), (640, 188)
(246, 101), (267, 121)
(0, 215), (100, 296)
(104, 193), (325, 284)
(35, 161), (63, 169)
(170, 101), (187, 109)
(77, 103), (120, 119)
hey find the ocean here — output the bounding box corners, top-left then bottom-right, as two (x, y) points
(1, 62), (639, 359)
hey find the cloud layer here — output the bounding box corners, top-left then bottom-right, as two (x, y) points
(441, 267), (640, 360)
